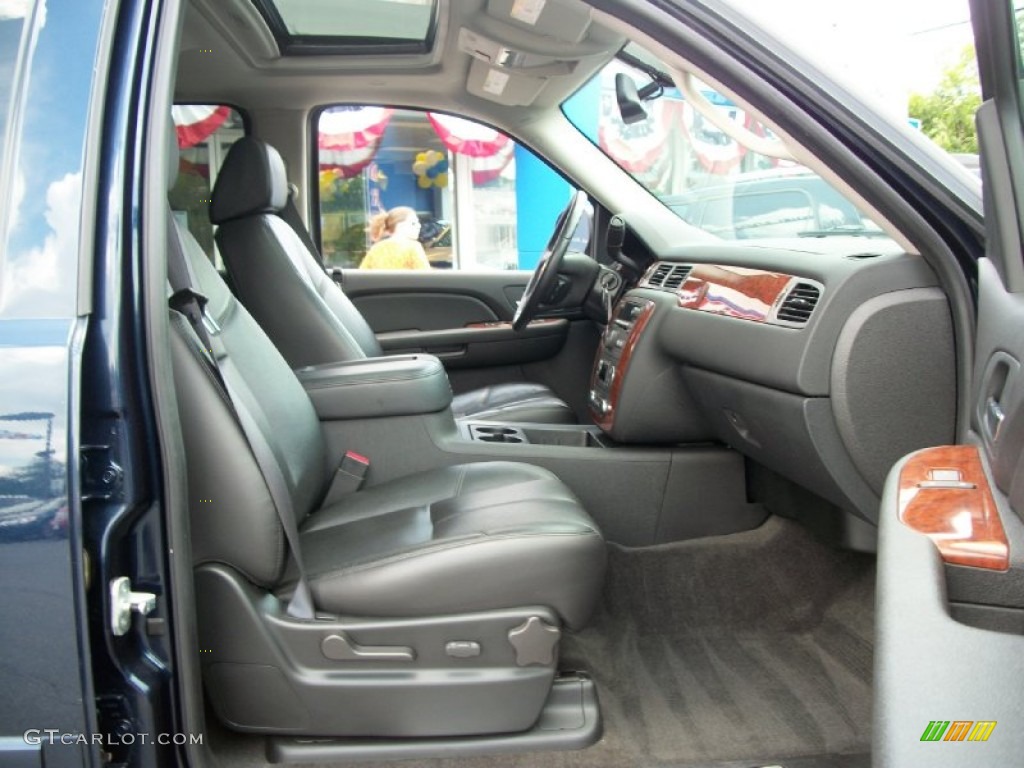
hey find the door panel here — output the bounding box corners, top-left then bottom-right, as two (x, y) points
(873, 2), (1024, 763)
(340, 268), (599, 416)
(354, 290), (504, 332)
(378, 319), (570, 369)
(341, 269), (587, 368)
(873, 260), (1024, 765)
(342, 270), (527, 327)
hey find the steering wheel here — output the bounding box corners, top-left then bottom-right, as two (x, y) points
(512, 189), (590, 331)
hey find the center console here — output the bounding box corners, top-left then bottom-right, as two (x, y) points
(461, 421), (610, 447)
(296, 354), (451, 420)
(302, 301), (754, 547)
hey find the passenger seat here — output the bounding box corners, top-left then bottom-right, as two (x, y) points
(168, 134), (605, 737)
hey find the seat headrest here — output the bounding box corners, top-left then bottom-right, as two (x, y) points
(210, 137), (289, 224)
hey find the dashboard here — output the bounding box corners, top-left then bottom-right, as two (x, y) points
(590, 234), (958, 524)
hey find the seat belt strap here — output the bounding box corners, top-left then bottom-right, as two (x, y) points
(281, 184), (324, 264)
(281, 185), (345, 286)
(166, 212), (316, 619)
(227, 372), (316, 620)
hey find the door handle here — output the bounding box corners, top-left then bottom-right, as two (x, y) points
(986, 396), (1006, 443)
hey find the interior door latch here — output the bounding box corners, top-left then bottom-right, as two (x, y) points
(109, 577), (156, 636)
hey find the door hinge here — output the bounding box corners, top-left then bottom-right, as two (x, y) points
(81, 444), (124, 501)
(109, 577), (156, 636)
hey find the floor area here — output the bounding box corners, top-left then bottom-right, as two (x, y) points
(208, 515), (876, 767)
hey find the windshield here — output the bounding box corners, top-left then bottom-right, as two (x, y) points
(563, 45), (888, 244)
(723, 0), (975, 138)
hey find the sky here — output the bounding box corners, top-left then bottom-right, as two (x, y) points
(725, 0), (976, 121)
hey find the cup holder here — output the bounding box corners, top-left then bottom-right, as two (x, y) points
(469, 424), (528, 443)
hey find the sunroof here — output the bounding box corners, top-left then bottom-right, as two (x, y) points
(252, 0), (438, 55)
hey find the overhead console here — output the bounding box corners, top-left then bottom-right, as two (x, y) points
(459, 0), (624, 107)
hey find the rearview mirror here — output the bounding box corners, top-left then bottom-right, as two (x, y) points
(615, 73), (647, 124)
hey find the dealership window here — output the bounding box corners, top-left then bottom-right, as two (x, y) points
(169, 105), (246, 265)
(316, 107), (566, 271)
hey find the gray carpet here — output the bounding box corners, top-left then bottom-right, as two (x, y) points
(208, 516), (875, 767)
(559, 515), (875, 766)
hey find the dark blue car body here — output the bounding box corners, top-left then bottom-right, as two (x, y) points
(1, 2), (173, 766)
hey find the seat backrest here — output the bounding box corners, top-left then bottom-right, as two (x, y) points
(169, 178), (329, 588)
(210, 137), (383, 369)
(169, 229), (330, 587)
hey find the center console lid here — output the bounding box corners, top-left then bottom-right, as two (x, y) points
(296, 354), (452, 420)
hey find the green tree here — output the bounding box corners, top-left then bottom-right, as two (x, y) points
(908, 45), (981, 154)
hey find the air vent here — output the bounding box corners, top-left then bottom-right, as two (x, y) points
(663, 265), (692, 290)
(646, 263), (673, 287)
(645, 263), (691, 290)
(776, 282), (821, 325)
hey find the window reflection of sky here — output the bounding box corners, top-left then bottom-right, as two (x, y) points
(0, 17), (27, 144)
(1, 0), (104, 318)
(0, 343), (68, 478)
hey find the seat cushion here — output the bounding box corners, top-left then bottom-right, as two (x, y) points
(296, 462), (605, 630)
(451, 382), (576, 424)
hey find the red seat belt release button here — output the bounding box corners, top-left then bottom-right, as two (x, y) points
(324, 451), (370, 505)
(342, 451), (370, 481)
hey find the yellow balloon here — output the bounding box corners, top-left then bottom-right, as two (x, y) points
(417, 175), (432, 189)
(434, 172), (448, 188)
(415, 152), (428, 163)
(427, 150), (443, 165)
(318, 170), (336, 196)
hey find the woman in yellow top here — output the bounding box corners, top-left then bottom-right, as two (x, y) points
(359, 206), (432, 270)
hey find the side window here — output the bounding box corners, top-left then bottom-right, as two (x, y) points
(316, 107), (566, 271)
(169, 105), (245, 265)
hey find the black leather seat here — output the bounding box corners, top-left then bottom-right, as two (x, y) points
(299, 461), (602, 627)
(209, 137), (576, 424)
(168, 133), (604, 738)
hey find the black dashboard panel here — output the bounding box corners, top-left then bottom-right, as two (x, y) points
(642, 243), (944, 395)
(598, 238), (957, 524)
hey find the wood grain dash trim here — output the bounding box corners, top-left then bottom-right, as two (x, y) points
(676, 265), (792, 322)
(898, 445), (1009, 571)
(590, 300), (655, 433)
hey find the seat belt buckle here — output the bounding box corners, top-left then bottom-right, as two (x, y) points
(201, 308), (221, 336)
(170, 287), (221, 336)
(323, 451), (370, 505)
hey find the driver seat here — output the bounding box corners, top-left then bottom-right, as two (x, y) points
(210, 137), (576, 425)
